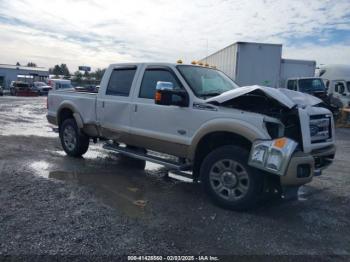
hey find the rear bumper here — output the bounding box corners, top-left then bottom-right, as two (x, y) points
(280, 145), (336, 186)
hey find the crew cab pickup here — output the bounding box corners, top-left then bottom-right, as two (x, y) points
(47, 63), (336, 210)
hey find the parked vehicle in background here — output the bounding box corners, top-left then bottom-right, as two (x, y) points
(33, 82), (52, 95)
(48, 79), (73, 91)
(317, 65), (350, 108)
(47, 63), (336, 210)
(0, 86), (3, 96)
(323, 80), (350, 108)
(10, 81), (32, 96)
(74, 85), (99, 93)
(285, 77), (342, 118)
(280, 59), (316, 87)
(317, 64), (350, 80)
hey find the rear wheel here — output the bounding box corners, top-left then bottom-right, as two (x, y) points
(60, 118), (89, 157)
(200, 145), (263, 210)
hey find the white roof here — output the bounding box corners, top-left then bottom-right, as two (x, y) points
(0, 64), (48, 72)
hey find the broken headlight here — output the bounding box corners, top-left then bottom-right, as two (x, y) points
(249, 138), (298, 175)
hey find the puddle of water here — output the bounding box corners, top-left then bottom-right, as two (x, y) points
(37, 144), (194, 217)
(49, 170), (149, 218)
(0, 97), (56, 137)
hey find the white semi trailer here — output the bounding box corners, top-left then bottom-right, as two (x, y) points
(200, 42), (283, 88)
(200, 42), (316, 88)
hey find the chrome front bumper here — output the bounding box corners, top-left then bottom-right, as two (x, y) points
(280, 145), (336, 186)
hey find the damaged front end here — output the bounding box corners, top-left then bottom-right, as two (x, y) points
(206, 85), (328, 177)
(206, 86), (315, 146)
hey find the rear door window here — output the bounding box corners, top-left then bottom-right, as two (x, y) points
(106, 68), (137, 97)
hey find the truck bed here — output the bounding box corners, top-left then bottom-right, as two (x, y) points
(47, 90), (98, 125)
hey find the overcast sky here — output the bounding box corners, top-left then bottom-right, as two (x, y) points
(0, 0), (349, 71)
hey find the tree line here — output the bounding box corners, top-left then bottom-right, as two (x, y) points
(15, 62), (106, 82)
(48, 64), (106, 82)
(16, 62), (37, 67)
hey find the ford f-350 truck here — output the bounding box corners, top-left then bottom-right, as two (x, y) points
(47, 63), (336, 210)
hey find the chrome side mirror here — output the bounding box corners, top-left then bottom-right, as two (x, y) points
(154, 81), (189, 107)
(156, 81), (174, 91)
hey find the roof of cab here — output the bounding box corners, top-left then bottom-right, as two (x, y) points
(109, 62), (189, 67)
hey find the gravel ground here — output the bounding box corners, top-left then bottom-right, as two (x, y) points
(0, 96), (349, 260)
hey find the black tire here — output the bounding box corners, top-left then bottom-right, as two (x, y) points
(200, 145), (264, 211)
(59, 118), (89, 157)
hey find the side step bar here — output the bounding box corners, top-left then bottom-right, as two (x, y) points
(103, 143), (192, 171)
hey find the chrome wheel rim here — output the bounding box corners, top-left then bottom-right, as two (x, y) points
(63, 125), (77, 151)
(209, 159), (250, 201)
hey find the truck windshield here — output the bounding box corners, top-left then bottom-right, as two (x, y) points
(298, 79), (326, 93)
(177, 65), (239, 99)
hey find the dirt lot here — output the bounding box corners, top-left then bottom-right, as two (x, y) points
(0, 96), (349, 259)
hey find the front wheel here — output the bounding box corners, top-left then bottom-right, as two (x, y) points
(59, 118), (89, 157)
(200, 145), (264, 211)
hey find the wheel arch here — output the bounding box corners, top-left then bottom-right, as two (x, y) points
(57, 102), (84, 129)
(189, 120), (269, 180)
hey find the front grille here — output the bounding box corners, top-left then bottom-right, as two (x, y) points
(309, 115), (332, 144)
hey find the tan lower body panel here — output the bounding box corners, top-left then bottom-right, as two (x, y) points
(100, 127), (189, 158)
(125, 133), (189, 158)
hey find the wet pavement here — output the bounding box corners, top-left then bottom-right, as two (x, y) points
(0, 96), (349, 257)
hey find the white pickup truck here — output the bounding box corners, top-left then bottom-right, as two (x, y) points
(47, 63), (336, 210)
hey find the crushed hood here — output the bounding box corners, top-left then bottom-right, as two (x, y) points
(206, 85), (322, 109)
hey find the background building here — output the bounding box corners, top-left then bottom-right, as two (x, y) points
(0, 64), (49, 89)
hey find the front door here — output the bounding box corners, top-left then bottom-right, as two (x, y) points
(129, 66), (192, 157)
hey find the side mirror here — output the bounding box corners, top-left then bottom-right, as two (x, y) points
(155, 81), (189, 107)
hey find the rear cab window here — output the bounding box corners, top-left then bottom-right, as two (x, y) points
(106, 67), (137, 96)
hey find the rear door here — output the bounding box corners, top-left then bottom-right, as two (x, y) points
(96, 65), (139, 141)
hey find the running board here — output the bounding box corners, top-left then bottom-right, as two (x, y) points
(103, 143), (192, 171)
